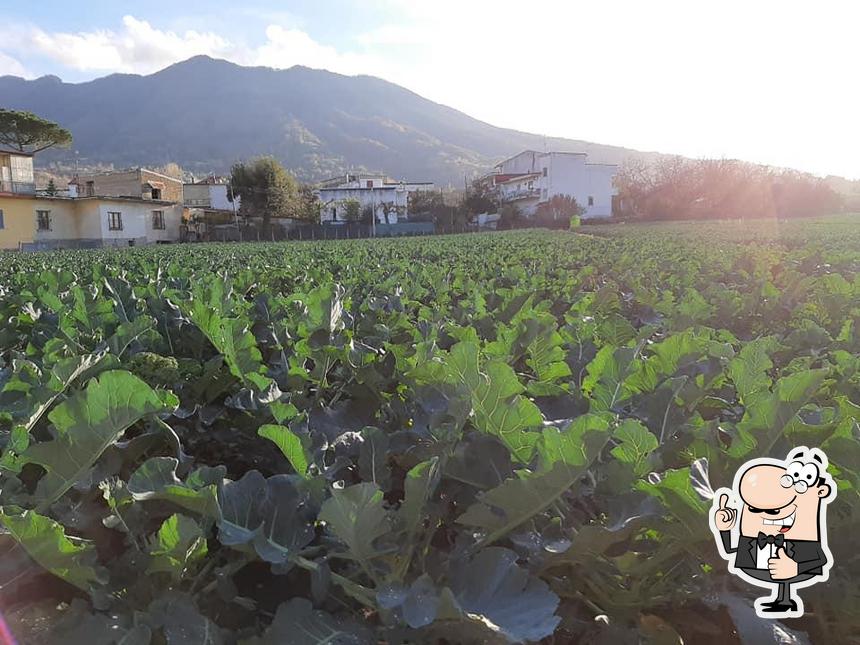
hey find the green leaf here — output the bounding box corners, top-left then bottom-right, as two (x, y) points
(400, 458), (441, 538)
(727, 335), (781, 405)
(128, 456), (224, 518)
(146, 592), (224, 644)
(147, 513), (208, 580)
(611, 419), (659, 476)
(459, 415), (611, 546)
(729, 369), (829, 457)
(0, 507), (104, 591)
(534, 412), (613, 471)
(258, 424), (311, 478)
(637, 466), (710, 536)
(319, 482), (390, 565)
(445, 342), (544, 463)
(184, 296), (266, 385)
(217, 470), (315, 565)
(23, 370), (178, 511)
(445, 547), (560, 643)
(248, 598), (369, 645)
(358, 426), (390, 489)
(582, 345), (639, 411)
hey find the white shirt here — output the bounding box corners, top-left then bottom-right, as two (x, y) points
(756, 542), (778, 569)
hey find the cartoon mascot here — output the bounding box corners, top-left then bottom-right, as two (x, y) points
(710, 447), (836, 618)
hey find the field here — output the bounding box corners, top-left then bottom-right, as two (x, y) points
(1, 216), (859, 644)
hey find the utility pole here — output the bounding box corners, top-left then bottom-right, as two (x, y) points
(229, 183), (242, 242)
(371, 184), (376, 238)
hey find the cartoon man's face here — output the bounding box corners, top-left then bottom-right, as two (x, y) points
(739, 457), (831, 541)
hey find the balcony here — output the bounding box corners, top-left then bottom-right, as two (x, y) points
(0, 180), (36, 195)
(502, 187), (540, 202)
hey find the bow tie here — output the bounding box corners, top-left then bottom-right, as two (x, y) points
(757, 532), (785, 548)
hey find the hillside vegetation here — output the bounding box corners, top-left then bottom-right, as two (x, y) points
(0, 56), (646, 184)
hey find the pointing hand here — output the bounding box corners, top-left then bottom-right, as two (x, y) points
(713, 493), (737, 531)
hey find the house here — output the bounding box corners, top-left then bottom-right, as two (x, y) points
(0, 150), (36, 196)
(485, 151), (617, 218)
(0, 193), (183, 251)
(317, 174), (434, 225)
(71, 168), (184, 203)
(183, 176), (237, 211)
(182, 175), (240, 241)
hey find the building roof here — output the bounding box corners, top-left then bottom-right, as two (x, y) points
(75, 168), (183, 183)
(494, 149), (589, 169)
(0, 148), (34, 157)
(318, 185), (399, 192)
(0, 193), (179, 206)
(187, 176), (229, 185)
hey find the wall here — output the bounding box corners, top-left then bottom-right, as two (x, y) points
(583, 165), (616, 218)
(183, 184), (211, 207)
(76, 169), (183, 203)
(0, 195), (38, 249)
(543, 153), (616, 219)
(10, 196), (182, 250)
(140, 170), (183, 203)
(319, 187), (408, 224)
(31, 198), (86, 246)
(497, 151), (540, 175)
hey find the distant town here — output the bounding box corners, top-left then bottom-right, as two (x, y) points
(0, 143), (617, 250)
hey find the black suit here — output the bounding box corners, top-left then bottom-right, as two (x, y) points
(719, 531), (827, 603)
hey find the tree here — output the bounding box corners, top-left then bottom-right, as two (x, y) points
(463, 178), (499, 215)
(45, 179), (58, 196)
(0, 109), (72, 153)
(534, 195), (584, 228)
(498, 203), (524, 230)
(380, 201), (402, 224)
(614, 157), (843, 221)
(296, 185), (321, 221)
(155, 162), (185, 180)
(408, 190), (447, 223)
(228, 157), (300, 231)
(361, 204), (374, 223)
(343, 199), (361, 222)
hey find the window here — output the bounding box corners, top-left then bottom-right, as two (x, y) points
(588, 196), (594, 206)
(366, 180), (374, 188)
(85, 181), (95, 197)
(108, 211), (123, 231)
(542, 167), (547, 177)
(36, 210), (51, 231)
(0, 209), (4, 230)
(152, 210), (165, 230)
(151, 187), (162, 200)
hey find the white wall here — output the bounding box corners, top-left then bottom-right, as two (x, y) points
(97, 200), (181, 245)
(209, 185), (234, 211)
(497, 152), (616, 219)
(319, 187), (408, 224)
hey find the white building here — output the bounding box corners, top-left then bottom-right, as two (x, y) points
(317, 174), (434, 225)
(487, 151), (617, 218)
(14, 195), (183, 251)
(184, 176), (237, 211)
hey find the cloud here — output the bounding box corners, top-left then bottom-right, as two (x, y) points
(25, 16), (234, 73)
(0, 51), (29, 78)
(255, 25), (384, 76)
(1, 15), (389, 80)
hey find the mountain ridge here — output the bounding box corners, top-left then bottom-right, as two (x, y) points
(1, 55), (655, 184)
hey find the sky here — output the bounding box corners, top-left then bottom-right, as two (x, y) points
(0, 0), (857, 179)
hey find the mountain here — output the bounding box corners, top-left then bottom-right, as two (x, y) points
(0, 56), (653, 184)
